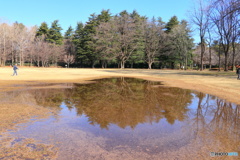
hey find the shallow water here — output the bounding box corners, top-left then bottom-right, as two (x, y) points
(2, 77), (240, 159)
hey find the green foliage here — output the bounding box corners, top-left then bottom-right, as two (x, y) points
(72, 22), (87, 64)
(165, 16), (179, 33)
(73, 10), (112, 67)
(161, 19), (194, 68)
(128, 10), (146, 67)
(32, 10), (196, 68)
(64, 26), (74, 39)
(36, 22), (49, 38)
(46, 20), (63, 45)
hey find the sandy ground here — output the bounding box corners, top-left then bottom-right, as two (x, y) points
(0, 67), (239, 159)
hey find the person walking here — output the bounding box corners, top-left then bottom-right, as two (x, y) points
(12, 64), (19, 76)
(236, 65), (240, 80)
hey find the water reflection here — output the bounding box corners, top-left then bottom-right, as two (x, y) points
(2, 77), (240, 159)
(29, 77), (192, 129)
(188, 93), (240, 153)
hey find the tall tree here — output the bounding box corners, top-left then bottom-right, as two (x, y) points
(36, 22), (49, 39)
(144, 17), (165, 69)
(165, 16), (179, 33)
(171, 20), (194, 69)
(0, 23), (9, 66)
(190, 0), (211, 71)
(64, 26), (75, 68)
(77, 10), (111, 68)
(64, 26), (74, 39)
(73, 22), (86, 67)
(47, 20), (63, 45)
(128, 10), (146, 68)
(210, 0), (239, 71)
(96, 11), (144, 69)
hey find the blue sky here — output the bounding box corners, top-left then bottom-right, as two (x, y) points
(0, 0), (197, 41)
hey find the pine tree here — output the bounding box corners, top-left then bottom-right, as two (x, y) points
(36, 22), (49, 38)
(169, 20), (194, 68)
(96, 9), (111, 23)
(76, 10), (111, 68)
(165, 16), (179, 33)
(64, 26), (74, 39)
(73, 22), (87, 66)
(128, 10), (146, 68)
(47, 20), (63, 45)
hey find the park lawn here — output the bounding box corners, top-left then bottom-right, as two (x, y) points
(0, 67), (239, 104)
(0, 67), (239, 159)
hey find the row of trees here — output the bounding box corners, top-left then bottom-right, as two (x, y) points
(70, 10), (194, 69)
(191, 0), (240, 71)
(0, 10), (194, 69)
(0, 21), (64, 67)
(0, 0), (239, 70)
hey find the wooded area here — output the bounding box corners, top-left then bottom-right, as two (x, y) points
(0, 0), (239, 70)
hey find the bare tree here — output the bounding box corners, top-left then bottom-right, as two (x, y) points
(229, 0), (240, 70)
(63, 54), (75, 68)
(210, 0), (239, 71)
(0, 23), (9, 66)
(206, 26), (214, 70)
(190, 0), (211, 70)
(144, 17), (165, 69)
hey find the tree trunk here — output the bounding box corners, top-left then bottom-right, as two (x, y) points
(11, 42), (14, 65)
(209, 47), (212, 70)
(224, 52), (228, 71)
(200, 37), (205, 71)
(101, 60), (104, 68)
(185, 57), (187, 70)
(30, 55), (33, 67)
(218, 45), (221, 72)
(232, 42), (236, 71)
(120, 61), (125, 69)
(104, 61), (107, 68)
(92, 63), (95, 68)
(148, 62), (152, 69)
(3, 35), (6, 66)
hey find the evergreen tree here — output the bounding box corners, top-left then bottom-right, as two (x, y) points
(128, 10), (146, 68)
(165, 16), (179, 33)
(169, 20), (194, 68)
(47, 20), (63, 45)
(64, 26), (74, 39)
(64, 25), (75, 67)
(75, 10), (111, 68)
(96, 9), (111, 23)
(36, 22), (49, 38)
(73, 22), (87, 66)
(82, 13), (99, 67)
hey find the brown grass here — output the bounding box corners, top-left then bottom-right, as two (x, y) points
(0, 67), (239, 159)
(0, 67), (239, 104)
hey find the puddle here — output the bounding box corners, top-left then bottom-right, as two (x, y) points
(1, 77), (239, 159)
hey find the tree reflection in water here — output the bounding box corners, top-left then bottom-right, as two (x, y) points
(188, 92), (240, 153)
(30, 77), (192, 129)
(2, 77), (239, 156)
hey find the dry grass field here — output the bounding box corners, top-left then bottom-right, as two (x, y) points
(1, 67), (239, 104)
(0, 67), (239, 159)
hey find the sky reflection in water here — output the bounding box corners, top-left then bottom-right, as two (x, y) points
(8, 77), (240, 159)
